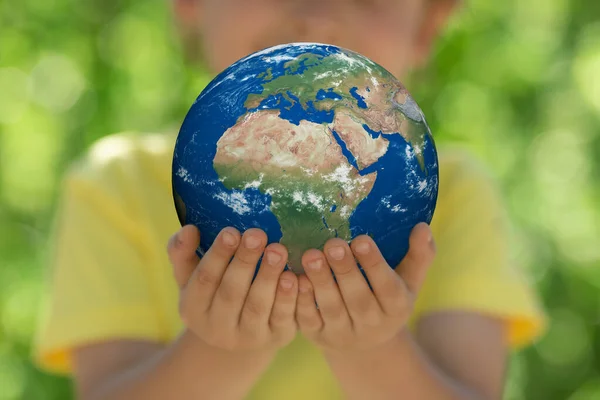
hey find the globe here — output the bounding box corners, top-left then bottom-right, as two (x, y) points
(172, 43), (438, 275)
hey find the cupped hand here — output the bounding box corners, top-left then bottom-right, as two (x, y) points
(167, 225), (299, 353)
(295, 222), (436, 353)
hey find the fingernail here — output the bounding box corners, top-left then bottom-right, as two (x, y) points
(327, 246), (345, 260)
(245, 235), (261, 249)
(299, 284), (310, 293)
(307, 259), (323, 271)
(354, 242), (370, 255)
(222, 231), (237, 246)
(280, 279), (293, 289)
(266, 251), (282, 265)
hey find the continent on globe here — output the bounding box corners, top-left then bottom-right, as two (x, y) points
(214, 110), (377, 272)
(173, 43), (438, 275)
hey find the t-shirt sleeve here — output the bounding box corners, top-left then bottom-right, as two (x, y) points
(33, 156), (167, 375)
(413, 154), (547, 349)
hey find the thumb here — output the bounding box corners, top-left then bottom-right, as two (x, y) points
(395, 222), (436, 295)
(167, 224), (201, 290)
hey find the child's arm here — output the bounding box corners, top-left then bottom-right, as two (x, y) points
(322, 317), (505, 400)
(73, 332), (276, 400)
(72, 225), (298, 400)
(296, 224), (506, 400)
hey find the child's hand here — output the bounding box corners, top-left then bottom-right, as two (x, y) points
(167, 225), (299, 353)
(295, 223), (435, 353)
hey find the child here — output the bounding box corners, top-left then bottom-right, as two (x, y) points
(34, 1), (546, 399)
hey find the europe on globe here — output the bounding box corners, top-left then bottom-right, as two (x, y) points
(172, 43), (438, 275)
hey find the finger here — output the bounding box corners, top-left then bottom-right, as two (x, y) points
(295, 275), (323, 335)
(350, 234), (406, 316)
(184, 227), (241, 313)
(301, 249), (351, 328)
(167, 225), (201, 290)
(240, 243), (288, 329)
(395, 222), (436, 295)
(269, 271), (299, 337)
(324, 238), (379, 324)
(212, 228), (267, 327)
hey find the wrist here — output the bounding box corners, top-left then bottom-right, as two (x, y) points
(181, 328), (279, 361)
(322, 329), (408, 363)
(156, 329), (279, 400)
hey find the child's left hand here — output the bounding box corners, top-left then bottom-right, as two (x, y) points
(296, 222), (435, 353)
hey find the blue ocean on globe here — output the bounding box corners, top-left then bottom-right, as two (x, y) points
(172, 43), (438, 274)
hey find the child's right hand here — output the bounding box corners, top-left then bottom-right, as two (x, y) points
(167, 225), (298, 353)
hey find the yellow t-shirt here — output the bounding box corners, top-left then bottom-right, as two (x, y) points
(34, 131), (545, 399)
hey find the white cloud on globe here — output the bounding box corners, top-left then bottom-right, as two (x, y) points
(213, 190), (251, 215)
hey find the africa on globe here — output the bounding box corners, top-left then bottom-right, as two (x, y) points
(172, 43), (438, 275)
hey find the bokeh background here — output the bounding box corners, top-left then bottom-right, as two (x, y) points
(1, 0), (599, 399)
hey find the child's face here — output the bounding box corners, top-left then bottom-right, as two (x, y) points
(175, 0), (457, 77)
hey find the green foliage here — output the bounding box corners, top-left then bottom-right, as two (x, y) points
(1, 0), (599, 398)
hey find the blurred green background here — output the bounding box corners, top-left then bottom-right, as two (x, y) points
(1, 0), (599, 399)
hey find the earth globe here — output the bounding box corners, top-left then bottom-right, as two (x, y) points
(172, 43), (438, 275)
